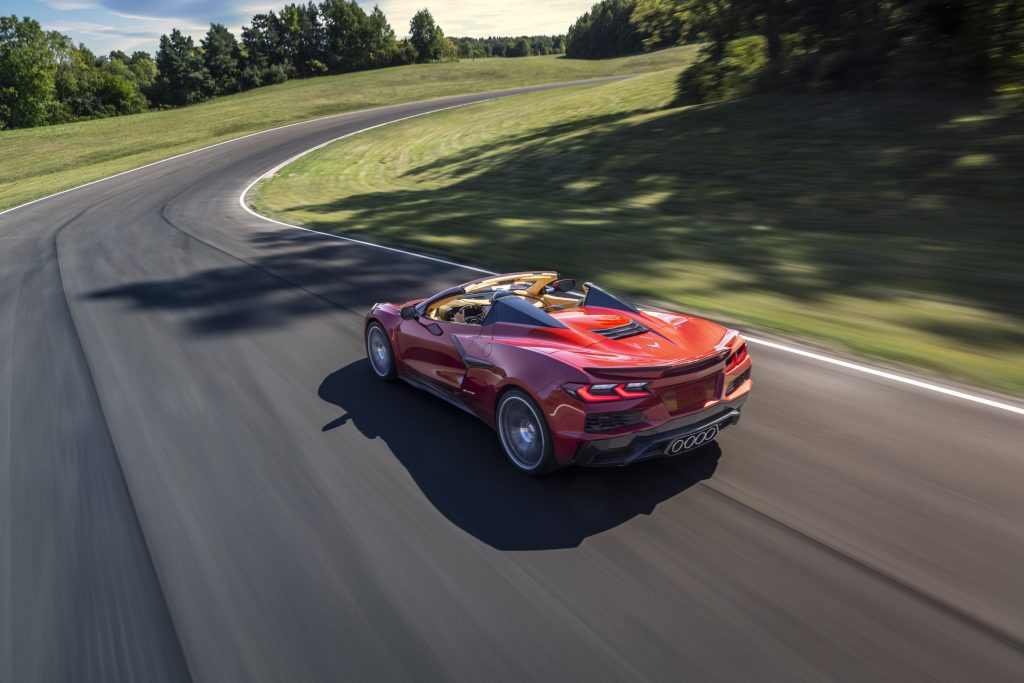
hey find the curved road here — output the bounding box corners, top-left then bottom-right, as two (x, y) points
(3, 83), (1024, 682)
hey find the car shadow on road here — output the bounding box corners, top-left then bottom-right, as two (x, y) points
(319, 360), (719, 551)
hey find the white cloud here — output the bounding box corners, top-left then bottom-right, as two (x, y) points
(375, 0), (589, 36)
(40, 1), (101, 9)
(48, 21), (118, 32)
(233, 2), (279, 14)
(106, 10), (208, 32)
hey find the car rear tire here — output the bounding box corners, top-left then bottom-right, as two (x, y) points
(496, 389), (555, 476)
(366, 322), (397, 381)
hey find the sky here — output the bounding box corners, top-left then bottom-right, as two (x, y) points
(10, 0), (593, 55)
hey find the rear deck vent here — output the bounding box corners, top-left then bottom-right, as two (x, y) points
(592, 320), (648, 340)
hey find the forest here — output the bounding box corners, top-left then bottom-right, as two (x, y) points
(0, 4), (564, 129)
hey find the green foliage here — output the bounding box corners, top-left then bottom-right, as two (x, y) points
(439, 37), (458, 62)
(631, 0), (694, 49)
(566, 0), (646, 59)
(409, 9), (447, 63)
(48, 31), (85, 122)
(0, 1), (637, 129)
(0, 16), (56, 129)
(321, 0), (369, 71)
(280, 3), (324, 76)
(154, 29), (213, 106)
(265, 63), (290, 84)
(561, 0), (1023, 96)
(2, 4), (567, 128)
(670, 0), (1024, 101)
(305, 59), (328, 74)
(398, 39), (419, 65)
(92, 56), (148, 115)
(509, 38), (533, 58)
(202, 24), (240, 95)
(678, 35), (766, 102)
(126, 51), (157, 92)
(449, 35), (565, 59)
(1, 20), (148, 128)
(365, 6), (400, 67)
(240, 12), (293, 83)
(92, 66), (147, 115)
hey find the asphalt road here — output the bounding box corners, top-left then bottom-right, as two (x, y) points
(3, 82), (1024, 682)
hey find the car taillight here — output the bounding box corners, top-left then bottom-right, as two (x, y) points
(725, 343), (748, 372)
(564, 382), (653, 403)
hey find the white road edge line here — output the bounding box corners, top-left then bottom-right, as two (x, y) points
(1, 106), (378, 218)
(238, 98), (499, 275)
(1, 79), (613, 218)
(9, 74), (1016, 417)
(239, 101), (1024, 418)
(742, 337), (1024, 416)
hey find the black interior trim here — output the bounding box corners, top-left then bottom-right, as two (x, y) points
(451, 335), (495, 369)
(582, 283), (640, 313)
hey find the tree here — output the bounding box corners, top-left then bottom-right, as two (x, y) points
(397, 38), (418, 64)
(531, 35), (554, 54)
(320, 0), (368, 71)
(41, 33), (148, 121)
(631, 0), (696, 49)
(94, 60), (147, 115)
(47, 31), (83, 121)
(669, 0), (1024, 101)
(409, 8), (447, 62)
(126, 51), (157, 94)
(509, 37), (532, 57)
(439, 36), (458, 61)
(366, 5), (399, 66)
(202, 23), (240, 94)
(0, 15), (56, 129)
(565, 0), (645, 59)
(288, 3), (327, 75)
(241, 12), (292, 80)
(447, 34), (565, 58)
(153, 29), (212, 106)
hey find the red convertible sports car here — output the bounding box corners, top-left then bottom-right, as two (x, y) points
(364, 272), (752, 475)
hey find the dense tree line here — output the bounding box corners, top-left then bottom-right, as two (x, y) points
(565, 0), (1024, 98)
(676, 0), (1024, 100)
(1, 16), (156, 128)
(566, 0), (645, 59)
(2, 6), (559, 130)
(151, 2), (434, 108)
(450, 35), (565, 59)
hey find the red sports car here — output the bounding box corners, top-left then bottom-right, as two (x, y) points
(364, 272), (751, 475)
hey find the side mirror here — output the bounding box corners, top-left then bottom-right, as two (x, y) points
(549, 278), (576, 293)
(400, 305), (418, 320)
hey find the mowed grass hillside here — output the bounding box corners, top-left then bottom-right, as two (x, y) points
(253, 68), (1024, 394)
(0, 47), (696, 211)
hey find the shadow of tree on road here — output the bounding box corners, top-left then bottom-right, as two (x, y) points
(85, 228), (478, 335)
(289, 93), (1024, 321)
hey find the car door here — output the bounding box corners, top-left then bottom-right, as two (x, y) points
(395, 317), (474, 396)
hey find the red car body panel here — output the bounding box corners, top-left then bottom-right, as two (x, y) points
(366, 273), (751, 467)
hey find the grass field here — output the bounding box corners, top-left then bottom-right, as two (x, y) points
(253, 67), (1024, 394)
(0, 47), (696, 211)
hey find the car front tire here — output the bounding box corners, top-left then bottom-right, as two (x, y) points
(366, 321), (398, 381)
(496, 389), (555, 476)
